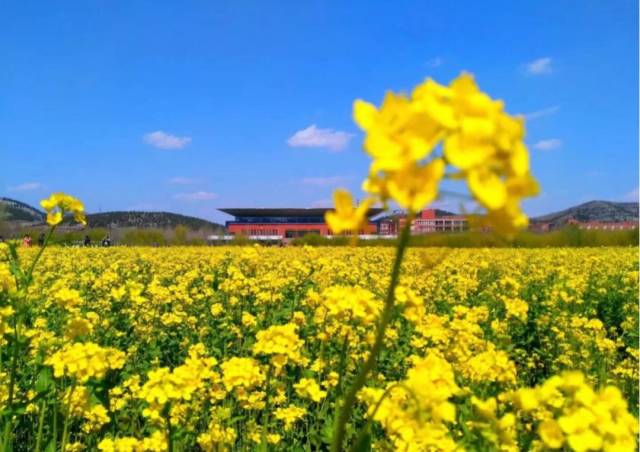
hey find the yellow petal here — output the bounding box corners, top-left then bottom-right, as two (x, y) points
(353, 100), (378, 130)
(461, 117), (496, 140)
(450, 72), (478, 96)
(506, 174), (539, 198)
(509, 142), (530, 176)
(333, 189), (354, 213)
(74, 212), (87, 225)
(444, 134), (495, 170)
(47, 211), (63, 226)
(539, 420), (564, 449)
(467, 169), (507, 210)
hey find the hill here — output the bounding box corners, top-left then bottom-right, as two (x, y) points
(0, 197), (45, 223)
(85, 211), (224, 231)
(531, 201), (638, 228)
(0, 197), (223, 231)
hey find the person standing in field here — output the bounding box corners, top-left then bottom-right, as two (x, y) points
(84, 235), (91, 247)
(38, 233), (45, 246)
(22, 234), (32, 247)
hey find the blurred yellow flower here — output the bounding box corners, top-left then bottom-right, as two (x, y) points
(324, 189), (373, 234)
(40, 192), (86, 225)
(346, 72), (539, 232)
(539, 419), (564, 449)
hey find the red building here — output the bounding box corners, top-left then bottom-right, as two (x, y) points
(378, 209), (468, 236)
(530, 218), (638, 232)
(219, 208), (383, 240)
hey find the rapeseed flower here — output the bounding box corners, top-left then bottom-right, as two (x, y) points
(294, 378), (327, 402)
(341, 72), (539, 233)
(325, 189), (373, 234)
(46, 342), (125, 382)
(40, 192), (86, 226)
(252, 322), (305, 368)
(2, 245), (636, 449)
(274, 405), (307, 430)
(220, 357), (265, 390)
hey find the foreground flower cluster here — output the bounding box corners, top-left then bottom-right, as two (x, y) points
(327, 72), (539, 236)
(0, 246), (637, 450)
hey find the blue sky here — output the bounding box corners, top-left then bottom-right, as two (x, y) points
(2, 1), (638, 224)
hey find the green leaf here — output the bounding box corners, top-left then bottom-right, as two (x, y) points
(44, 438), (56, 452)
(35, 367), (54, 394)
(320, 418), (334, 445)
(351, 431), (372, 452)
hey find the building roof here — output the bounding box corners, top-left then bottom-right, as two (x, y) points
(218, 207), (384, 218)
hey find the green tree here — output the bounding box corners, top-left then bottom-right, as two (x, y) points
(173, 225), (188, 245)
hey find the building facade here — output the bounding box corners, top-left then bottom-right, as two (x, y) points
(378, 209), (468, 236)
(530, 218), (638, 232)
(565, 218), (637, 230)
(219, 208), (383, 240)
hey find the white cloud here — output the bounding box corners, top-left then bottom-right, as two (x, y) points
(525, 57), (553, 75)
(8, 182), (42, 192)
(143, 131), (192, 150)
(168, 177), (197, 185)
(301, 176), (350, 187)
(173, 191), (218, 202)
(624, 187), (639, 202)
(287, 125), (353, 152)
(523, 105), (560, 120)
(532, 138), (562, 151)
(425, 57), (443, 68)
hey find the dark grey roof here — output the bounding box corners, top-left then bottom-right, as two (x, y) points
(218, 208), (384, 218)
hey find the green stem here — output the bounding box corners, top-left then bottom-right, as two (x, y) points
(330, 218), (412, 452)
(24, 226), (55, 289)
(52, 390), (58, 450)
(61, 383), (76, 452)
(2, 226), (55, 449)
(260, 363), (274, 452)
(2, 307), (21, 450)
(336, 331), (350, 396)
(164, 405), (174, 452)
(35, 400), (46, 452)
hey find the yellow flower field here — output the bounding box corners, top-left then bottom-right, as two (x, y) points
(0, 246), (637, 451)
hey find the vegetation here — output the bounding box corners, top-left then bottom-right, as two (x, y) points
(0, 69), (637, 452)
(84, 211), (223, 232)
(0, 245), (637, 450)
(0, 197), (44, 223)
(291, 226), (639, 248)
(532, 200), (639, 229)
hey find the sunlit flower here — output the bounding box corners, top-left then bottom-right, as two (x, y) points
(40, 192), (86, 226)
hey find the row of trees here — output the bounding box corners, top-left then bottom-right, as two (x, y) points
(291, 225), (639, 247)
(0, 222), (218, 246)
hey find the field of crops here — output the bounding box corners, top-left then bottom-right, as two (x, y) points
(0, 246), (637, 451)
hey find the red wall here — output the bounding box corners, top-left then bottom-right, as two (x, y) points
(420, 209), (437, 219)
(227, 222), (377, 236)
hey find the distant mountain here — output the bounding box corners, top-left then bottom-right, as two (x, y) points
(0, 197), (45, 223)
(4, 196), (635, 233)
(435, 209), (457, 217)
(532, 201), (638, 228)
(0, 197), (223, 231)
(86, 211), (224, 231)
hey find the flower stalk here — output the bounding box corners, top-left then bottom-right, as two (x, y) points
(331, 217), (412, 452)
